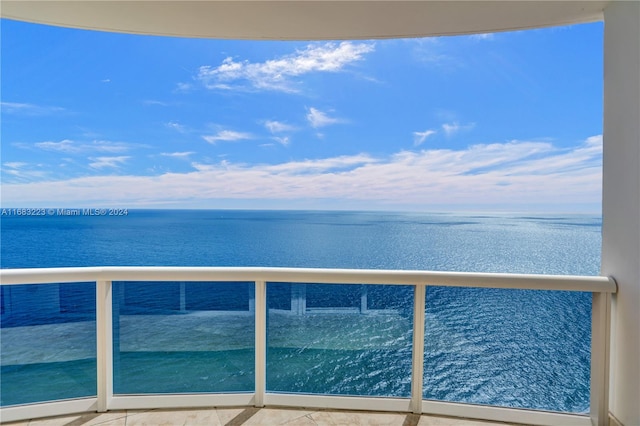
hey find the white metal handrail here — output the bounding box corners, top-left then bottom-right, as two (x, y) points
(0, 267), (616, 426)
(0, 266), (617, 291)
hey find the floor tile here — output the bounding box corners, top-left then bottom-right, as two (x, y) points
(308, 410), (407, 426)
(243, 408), (314, 425)
(27, 415), (83, 426)
(73, 412), (128, 426)
(215, 407), (253, 425)
(283, 414), (319, 425)
(125, 409), (192, 426)
(418, 415), (504, 426)
(183, 409), (223, 425)
(0, 407), (529, 426)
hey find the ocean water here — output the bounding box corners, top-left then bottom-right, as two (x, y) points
(0, 210), (601, 412)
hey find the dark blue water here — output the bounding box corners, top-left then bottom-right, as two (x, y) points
(0, 210), (600, 273)
(0, 210), (601, 412)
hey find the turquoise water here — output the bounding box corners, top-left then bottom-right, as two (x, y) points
(0, 210), (601, 411)
(1, 358), (96, 406)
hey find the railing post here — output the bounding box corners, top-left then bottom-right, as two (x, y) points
(411, 284), (426, 414)
(179, 281), (186, 312)
(291, 284), (306, 315)
(360, 285), (368, 314)
(96, 280), (113, 412)
(255, 280), (266, 407)
(249, 284), (256, 312)
(590, 290), (612, 426)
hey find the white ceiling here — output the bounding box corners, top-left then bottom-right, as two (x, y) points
(1, 1), (609, 40)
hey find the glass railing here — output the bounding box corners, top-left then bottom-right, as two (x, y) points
(1, 282), (97, 406)
(0, 267), (615, 426)
(113, 281), (255, 395)
(423, 287), (592, 413)
(266, 283), (413, 397)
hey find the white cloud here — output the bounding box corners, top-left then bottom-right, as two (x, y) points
(413, 130), (437, 146)
(409, 38), (458, 68)
(34, 140), (78, 152)
(470, 33), (495, 41)
(306, 108), (343, 128)
(2, 136), (602, 210)
(442, 121), (475, 137)
(1, 162), (48, 181)
(1, 102), (65, 115)
(272, 137), (290, 147)
(3, 162), (28, 169)
(202, 130), (253, 144)
(263, 120), (296, 146)
(32, 139), (137, 154)
(144, 100), (170, 107)
(160, 152), (195, 158)
(442, 122), (459, 136)
(166, 121), (187, 133)
(88, 156), (130, 169)
(265, 154), (377, 174)
(174, 82), (193, 93)
(585, 135), (603, 147)
(197, 42), (374, 92)
(264, 120), (296, 133)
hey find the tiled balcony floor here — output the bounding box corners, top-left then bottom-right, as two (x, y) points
(2, 407), (526, 426)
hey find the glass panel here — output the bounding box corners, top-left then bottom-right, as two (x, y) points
(113, 281), (254, 394)
(267, 282), (291, 311)
(423, 287), (591, 413)
(0, 283), (97, 406)
(306, 284), (360, 309)
(267, 283), (413, 397)
(186, 282), (250, 311)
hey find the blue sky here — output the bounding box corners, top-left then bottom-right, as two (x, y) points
(1, 19), (603, 212)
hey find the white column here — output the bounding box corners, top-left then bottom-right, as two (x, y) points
(96, 280), (113, 412)
(254, 280), (266, 407)
(411, 284), (426, 414)
(591, 291), (612, 426)
(602, 2), (640, 426)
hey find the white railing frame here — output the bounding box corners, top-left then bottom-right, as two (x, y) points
(590, 292), (611, 426)
(0, 267), (616, 426)
(254, 280), (266, 408)
(96, 280), (113, 413)
(411, 283), (426, 415)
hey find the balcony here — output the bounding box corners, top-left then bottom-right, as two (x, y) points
(0, 406), (567, 425)
(0, 267), (615, 425)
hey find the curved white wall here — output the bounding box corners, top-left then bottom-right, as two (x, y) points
(0, 1), (607, 40)
(602, 2), (640, 426)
